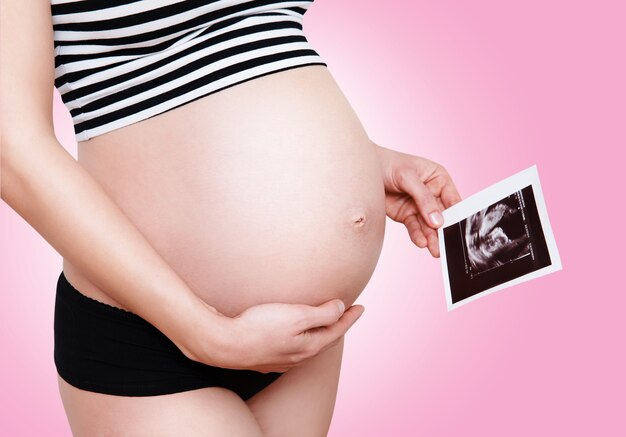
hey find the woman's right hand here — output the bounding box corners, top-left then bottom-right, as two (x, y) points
(183, 299), (365, 373)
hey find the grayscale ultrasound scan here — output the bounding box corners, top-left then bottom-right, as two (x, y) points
(438, 166), (561, 310)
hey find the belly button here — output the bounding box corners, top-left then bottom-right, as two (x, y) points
(353, 215), (367, 226)
(347, 207), (368, 229)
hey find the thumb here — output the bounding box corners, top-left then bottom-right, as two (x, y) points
(399, 174), (444, 228)
(301, 299), (346, 330)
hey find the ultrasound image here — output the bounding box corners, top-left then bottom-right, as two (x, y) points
(442, 185), (552, 305)
(463, 191), (531, 277)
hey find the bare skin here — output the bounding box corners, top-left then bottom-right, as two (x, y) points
(2, 1), (378, 434)
(64, 65), (387, 319)
(58, 63), (385, 436)
(2, 2), (462, 435)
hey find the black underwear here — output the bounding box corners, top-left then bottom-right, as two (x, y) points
(53, 271), (283, 400)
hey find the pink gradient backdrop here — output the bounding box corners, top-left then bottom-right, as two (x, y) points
(1, 0), (623, 435)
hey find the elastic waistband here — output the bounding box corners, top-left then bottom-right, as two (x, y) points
(56, 270), (149, 325)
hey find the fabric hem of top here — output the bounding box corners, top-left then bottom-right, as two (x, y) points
(74, 61), (328, 144)
(55, 47), (89, 144)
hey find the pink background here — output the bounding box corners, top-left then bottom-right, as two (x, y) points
(1, 0), (623, 435)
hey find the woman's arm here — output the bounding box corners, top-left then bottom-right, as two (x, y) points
(0, 0), (363, 373)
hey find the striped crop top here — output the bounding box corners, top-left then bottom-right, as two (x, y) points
(51, 0), (328, 142)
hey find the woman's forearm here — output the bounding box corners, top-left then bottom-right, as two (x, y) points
(0, 133), (231, 364)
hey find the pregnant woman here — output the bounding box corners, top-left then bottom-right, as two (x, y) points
(1, 1), (461, 436)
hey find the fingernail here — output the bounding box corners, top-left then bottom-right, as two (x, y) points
(355, 306), (365, 319)
(429, 211), (443, 227)
(336, 300), (345, 314)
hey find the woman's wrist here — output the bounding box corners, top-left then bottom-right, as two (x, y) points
(168, 294), (241, 367)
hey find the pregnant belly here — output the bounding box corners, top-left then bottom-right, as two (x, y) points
(63, 65), (386, 318)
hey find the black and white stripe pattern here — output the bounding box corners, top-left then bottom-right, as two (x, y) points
(51, 0), (327, 142)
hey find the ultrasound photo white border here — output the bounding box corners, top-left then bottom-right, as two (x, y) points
(438, 165), (562, 311)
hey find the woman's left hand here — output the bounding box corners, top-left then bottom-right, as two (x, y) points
(373, 142), (463, 257)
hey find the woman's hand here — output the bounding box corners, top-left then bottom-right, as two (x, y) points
(373, 142), (463, 257)
(186, 298), (364, 373)
(229, 299), (363, 373)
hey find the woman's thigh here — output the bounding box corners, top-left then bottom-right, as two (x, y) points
(57, 375), (263, 437)
(246, 335), (345, 437)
